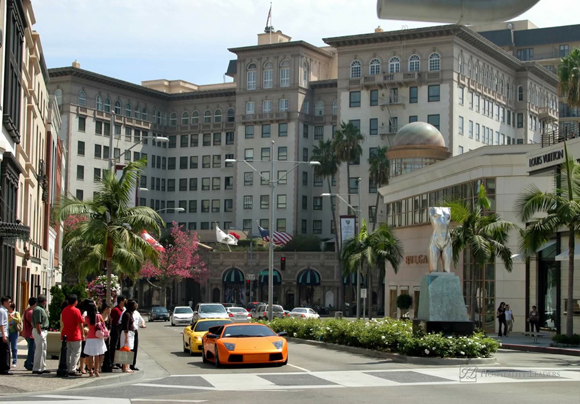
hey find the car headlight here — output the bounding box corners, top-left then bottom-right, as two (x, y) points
(272, 340), (283, 350)
(223, 343), (236, 351)
(195, 336), (202, 342)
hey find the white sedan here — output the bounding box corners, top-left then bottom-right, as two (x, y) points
(171, 306), (194, 326)
(289, 308), (319, 319)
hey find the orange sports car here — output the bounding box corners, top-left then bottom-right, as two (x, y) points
(201, 323), (288, 367)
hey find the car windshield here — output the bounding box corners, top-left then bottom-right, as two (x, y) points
(223, 325), (277, 337)
(174, 307), (193, 314)
(273, 305), (283, 312)
(229, 308), (246, 313)
(292, 308), (307, 313)
(194, 320), (232, 332)
(200, 305), (227, 314)
(152, 307), (168, 313)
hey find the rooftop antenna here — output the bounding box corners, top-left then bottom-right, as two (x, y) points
(265, 2), (274, 43)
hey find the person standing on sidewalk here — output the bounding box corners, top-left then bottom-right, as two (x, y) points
(106, 295), (125, 372)
(120, 300), (136, 373)
(61, 295), (85, 376)
(528, 305), (540, 333)
(84, 300), (107, 377)
(22, 297), (37, 371)
(8, 303), (21, 368)
(130, 303), (146, 371)
(497, 302), (507, 337)
(505, 304), (515, 336)
(0, 296), (13, 375)
(32, 295), (51, 374)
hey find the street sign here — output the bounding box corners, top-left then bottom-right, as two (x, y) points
(246, 274), (256, 281)
(361, 288), (367, 298)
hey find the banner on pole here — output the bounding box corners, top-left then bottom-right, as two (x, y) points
(340, 215), (357, 246)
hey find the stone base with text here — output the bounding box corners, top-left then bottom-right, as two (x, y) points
(413, 272), (474, 336)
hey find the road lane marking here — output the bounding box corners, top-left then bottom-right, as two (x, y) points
(288, 364), (311, 372)
(132, 400), (207, 403)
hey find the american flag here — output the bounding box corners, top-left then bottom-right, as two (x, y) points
(257, 222), (292, 246)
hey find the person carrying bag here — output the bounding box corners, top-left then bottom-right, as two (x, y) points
(115, 300), (136, 373)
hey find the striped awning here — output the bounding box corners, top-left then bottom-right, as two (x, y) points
(222, 267), (245, 284)
(259, 269), (282, 285)
(297, 269), (321, 286)
(343, 272), (365, 286)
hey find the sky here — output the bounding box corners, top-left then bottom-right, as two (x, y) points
(33, 0), (579, 86)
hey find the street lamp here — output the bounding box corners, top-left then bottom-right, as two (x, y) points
(226, 141), (320, 321)
(155, 207), (185, 213)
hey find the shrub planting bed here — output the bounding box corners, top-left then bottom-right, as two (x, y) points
(263, 317), (499, 359)
(551, 334), (580, 347)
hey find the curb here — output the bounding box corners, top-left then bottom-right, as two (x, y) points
(286, 338), (497, 365)
(68, 368), (145, 389)
(498, 343), (580, 357)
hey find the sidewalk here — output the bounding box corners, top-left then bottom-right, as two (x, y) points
(491, 333), (580, 356)
(0, 337), (143, 395)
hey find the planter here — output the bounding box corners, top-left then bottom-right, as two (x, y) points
(47, 331), (61, 359)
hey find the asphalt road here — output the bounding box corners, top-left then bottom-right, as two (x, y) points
(2, 320), (579, 404)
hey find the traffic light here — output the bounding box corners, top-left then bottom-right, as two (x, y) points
(280, 256), (286, 271)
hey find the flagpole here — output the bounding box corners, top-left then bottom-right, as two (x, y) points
(268, 140), (275, 321)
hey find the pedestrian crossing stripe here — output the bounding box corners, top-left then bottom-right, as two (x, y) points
(132, 367), (580, 391)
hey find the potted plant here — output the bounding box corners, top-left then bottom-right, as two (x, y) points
(396, 294), (413, 320)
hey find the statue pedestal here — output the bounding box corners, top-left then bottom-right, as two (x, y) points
(412, 272), (474, 335)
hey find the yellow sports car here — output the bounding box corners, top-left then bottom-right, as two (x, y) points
(183, 319), (233, 355)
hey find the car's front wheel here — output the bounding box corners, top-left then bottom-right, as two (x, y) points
(202, 348), (209, 363)
(215, 349), (222, 368)
(183, 341), (188, 353)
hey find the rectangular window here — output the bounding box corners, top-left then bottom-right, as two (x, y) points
(427, 114), (440, 130)
(213, 155), (221, 168)
(259, 219), (269, 230)
(189, 178), (198, 191)
(369, 206), (377, 223)
(278, 170), (287, 185)
(263, 100), (272, 114)
(560, 44), (570, 57)
(225, 154), (234, 167)
(458, 145), (464, 155)
(428, 85), (440, 102)
(369, 177), (377, 193)
(302, 195), (308, 210)
(77, 141), (85, 156)
(469, 91), (473, 109)
(168, 157), (176, 170)
(243, 196), (253, 209)
(125, 127), (132, 142)
(302, 171), (308, 186)
(168, 135), (177, 149)
(313, 220), (322, 234)
(261, 148), (270, 161)
(349, 119), (360, 129)
(409, 86), (418, 103)
(245, 125), (254, 139)
(134, 152), (140, 162)
(201, 200), (210, 213)
(409, 115), (418, 123)
(278, 147), (287, 161)
(468, 120), (473, 139)
(179, 156), (188, 169)
(104, 122), (111, 136)
(188, 222), (197, 230)
(178, 200), (187, 213)
(301, 220), (307, 234)
(213, 133), (221, 146)
(517, 113), (524, 128)
(76, 190), (84, 200)
(77, 165), (84, 180)
(260, 124), (271, 138)
(202, 155), (210, 168)
(114, 148), (121, 160)
(101, 145), (109, 159)
(225, 176), (233, 190)
(475, 94), (480, 113)
(516, 48), (534, 61)
(507, 110), (512, 126)
(458, 116), (464, 135)
(260, 195), (269, 209)
(247, 70), (256, 90)
(303, 123), (308, 139)
(279, 99), (289, 112)
(191, 134), (199, 147)
(314, 175), (323, 187)
(458, 86), (464, 105)
(370, 90), (379, 106)
(179, 179), (188, 192)
(200, 222), (209, 230)
(349, 91), (361, 107)
(202, 177), (210, 191)
(190, 156), (198, 169)
(124, 150), (131, 162)
(314, 126), (324, 140)
(369, 118), (378, 136)
(244, 148), (254, 161)
(244, 172), (253, 186)
(95, 121), (103, 135)
(495, 104), (500, 121)
(93, 168), (101, 182)
(246, 101), (255, 114)
(167, 179), (175, 192)
(313, 197), (322, 210)
(94, 144), (102, 158)
(476, 123), (480, 141)
(276, 219), (287, 232)
(277, 195), (287, 209)
(78, 116), (86, 132)
(302, 147), (308, 162)
(278, 123), (288, 137)
(225, 132), (234, 145)
(212, 200), (220, 213)
(349, 177), (359, 194)
(189, 200), (197, 213)
(203, 133), (211, 146)
(224, 199), (233, 212)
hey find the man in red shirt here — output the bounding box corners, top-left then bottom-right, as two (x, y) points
(61, 295), (85, 376)
(104, 295), (125, 372)
(22, 297), (37, 371)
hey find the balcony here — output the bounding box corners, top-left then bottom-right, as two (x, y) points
(541, 122), (580, 147)
(458, 74), (467, 85)
(380, 95), (406, 107)
(538, 107), (558, 122)
(426, 71), (441, 82)
(242, 112), (288, 123)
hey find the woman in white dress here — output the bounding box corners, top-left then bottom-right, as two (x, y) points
(83, 300), (107, 377)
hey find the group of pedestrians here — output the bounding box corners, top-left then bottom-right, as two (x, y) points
(497, 302), (542, 337)
(0, 293), (145, 377)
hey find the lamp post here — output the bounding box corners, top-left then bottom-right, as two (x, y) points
(226, 141), (320, 320)
(322, 180), (363, 318)
(155, 207), (185, 214)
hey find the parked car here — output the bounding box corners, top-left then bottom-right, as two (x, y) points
(226, 307), (252, 322)
(193, 303), (229, 321)
(222, 303), (238, 308)
(245, 302), (262, 312)
(289, 307), (320, 319)
(252, 304), (285, 320)
(171, 306), (194, 326)
(148, 306), (170, 322)
(283, 310), (291, 317)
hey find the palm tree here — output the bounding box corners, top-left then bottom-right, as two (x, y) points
(516, 143), (578, 337)
(333, 122), (363, 206)
(368, 146), (390, 231)
(341, 219), (403, 319)
(558, 48), (580, 108)
(443, 184), (515, 329)
(59, 159), (163, 303)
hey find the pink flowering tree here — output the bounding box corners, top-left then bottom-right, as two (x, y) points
(140, 222), (208, 307)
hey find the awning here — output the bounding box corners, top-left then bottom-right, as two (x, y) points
(259, 269), (282, 285)
(222, 267), (245, 284)
(511, 240), (557, 261)
(297, 269), (321, 286)
(556, 245), (580, 261)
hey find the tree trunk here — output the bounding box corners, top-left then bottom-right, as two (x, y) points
(470, 253), (477, 325)
(106, 238), (114, 304)
(346, 164), (352, 207)
(160, 282), (167, 308)
(367, 263), (373, 320)
(567, 227), (575, 337)
(371, 189), (380, 232)
(328, 179), (343, 313)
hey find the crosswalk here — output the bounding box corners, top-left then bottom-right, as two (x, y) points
(133, 367), (580, 391)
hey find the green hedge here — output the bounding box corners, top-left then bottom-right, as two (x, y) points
(551, 334), (580, 346)
(263, 317), (499, 358)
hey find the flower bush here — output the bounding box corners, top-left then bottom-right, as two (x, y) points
(262, 317), (499, 359)
(87, 275), (121, 307)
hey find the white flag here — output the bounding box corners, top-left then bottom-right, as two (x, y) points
(216, 225), (238, 246)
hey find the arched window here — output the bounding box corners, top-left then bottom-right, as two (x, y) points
(474, 64), (479, 82)
(169, 112), (177, 126)
(125, 103), (131, 117)
(114, 100), (121, 114)
(78, 90), (86, 106)
(315, 101), (324, 116)
(518, 86), (524, 102)
(96, 95), (102, 111)
(369, 58), (381, 75)
(332, 99), (337, 116)
(181, 111), (190, 125)
(467, 59), (473, 78)
(162, 113), (167, 126)
(280, 60), (290, 87)
(204, 110), (212, 124)
(350, 60), (362, 78)
(500, 78), (504, 95)
(134, 108), (141, 119)
(408, 55), (420, 72)
(507, 83), (511, 100)
(458, 53), (464, 75)
(388, 57), (400, 73)
(429, 53), (441, 72)
(192, 111), (199, 124)
(263, 62), (273, 89)
(494, 75), (499, 93)
(247, 63), (257, 90)
(141, 108), (148, 121)
(227, 108), (235, 122)
(302, 62), (309, 87)
(214, 109), (222, 123)
(104, 98), (111, 112)
(303, 101), (310, 114)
